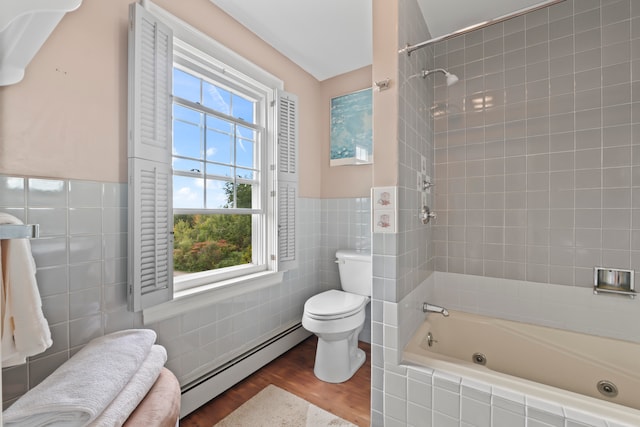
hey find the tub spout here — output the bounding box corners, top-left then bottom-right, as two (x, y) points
(422, 302), (449, 317)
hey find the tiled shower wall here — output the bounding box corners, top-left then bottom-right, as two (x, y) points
(0, 174), (371, 405)
(370, 0), (435, 425)
(432, 0), (640, 287)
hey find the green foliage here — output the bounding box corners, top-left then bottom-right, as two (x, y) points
(173, 183), (253, 273)
(224, 181), (252, 208)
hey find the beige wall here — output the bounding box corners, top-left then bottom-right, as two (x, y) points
(0, 0), (325, 197)
(372, 0), (399, 187)
(319, 65), (373, 198)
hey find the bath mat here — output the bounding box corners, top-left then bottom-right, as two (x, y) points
(213, 384), (357, 427)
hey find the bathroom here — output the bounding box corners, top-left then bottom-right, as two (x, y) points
(1, 0), (640, 426)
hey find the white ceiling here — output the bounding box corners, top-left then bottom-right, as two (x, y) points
(210, 0), (560, 81)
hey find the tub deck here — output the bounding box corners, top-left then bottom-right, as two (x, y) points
(403, 310), (640, 424)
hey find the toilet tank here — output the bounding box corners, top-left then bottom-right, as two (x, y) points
(336, 249), (371, 296)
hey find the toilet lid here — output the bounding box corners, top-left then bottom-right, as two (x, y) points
(304, 290), (368, 319)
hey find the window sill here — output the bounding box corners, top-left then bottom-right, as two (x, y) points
(142, 270), (284, 324)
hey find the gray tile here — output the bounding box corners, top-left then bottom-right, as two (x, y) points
(603, 20), (631, 47)
(27, 208), (67, 237)
(575, 48), (601, 72)
(575, 88), (601, 111)
(549, 35), (574, 59)
(576, 149), (602, 170)
(603, 82), (632, 106)
(69, 288), (102, 320)
(0, 176), (25, 207)
(525, 43), (549, 66)
(68, 314), (103, 348)
(549, 17), (573, 40)
(41, 294), (69, 325)
(575, 28), (601, 53)
(2, 364), (29, 401)
(575, 8), (601, 33)
(69, 261), (102, 291)
(526, 24), (549, 47)
(69, 208), (102, 235)
(103, 207), (127, 234)
(606, 41), (631, 69)
(69, 180), (102, 207)
(28, 179), (66, 207)
(602, 0), (631, 27)
(603, 146), (631, 167)
(31, 237), (67, 268)
(69, 235), (102, 263)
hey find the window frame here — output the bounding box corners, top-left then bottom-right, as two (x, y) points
(128, 2), (297, 322)
(170, 55), (271, 293)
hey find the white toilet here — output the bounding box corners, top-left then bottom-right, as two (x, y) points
(302, 249), (371, 383)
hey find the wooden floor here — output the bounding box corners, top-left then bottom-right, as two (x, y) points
(180, 336), (371, 427)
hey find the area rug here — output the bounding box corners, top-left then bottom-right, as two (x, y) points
(213, 384), (357, 426)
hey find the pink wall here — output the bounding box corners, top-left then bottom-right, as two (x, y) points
(319, 66), (373, 198)
(372, 0), (399, 187)
(0, 0), (331, 198)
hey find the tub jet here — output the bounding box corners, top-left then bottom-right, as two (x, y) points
(472, 352), (486, 365)
(597, 380), (618, 398)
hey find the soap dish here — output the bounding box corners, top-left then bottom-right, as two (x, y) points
(593, 267), (635, 299)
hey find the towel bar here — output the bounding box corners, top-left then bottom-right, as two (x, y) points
(0, 224), (40, 239)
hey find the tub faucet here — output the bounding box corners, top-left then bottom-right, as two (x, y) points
(422, 302), (449, 317)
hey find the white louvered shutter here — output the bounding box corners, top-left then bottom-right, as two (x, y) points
(277, 91), (298, 270)
(127, 3), (174, 312)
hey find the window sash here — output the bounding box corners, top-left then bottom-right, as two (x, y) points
(171, 63), (268, 288)
(174, 97), (261, 132)
(173, 260), (267, 292)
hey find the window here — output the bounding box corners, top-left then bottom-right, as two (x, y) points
(127, 2), (297, 313)
(171, 64), (266, 292)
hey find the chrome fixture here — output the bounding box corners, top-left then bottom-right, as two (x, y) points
(0, 223), (40, 239)
(420, 68), (459, 86)
(374, 78), (391, 91)
(426, 332), (437, 347)
(593, 266), (635, 299)
(422, 178), (434, 192)
(399, 0), (567, 56)
(597, 380), (618, 398)
(472, 353), (487, 366)
(420, 206), (437, 224)
(422, 302), (449, 317)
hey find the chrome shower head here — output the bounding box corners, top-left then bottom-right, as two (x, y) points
(421, 68), (459, 86)
(445, 72), (459, 86)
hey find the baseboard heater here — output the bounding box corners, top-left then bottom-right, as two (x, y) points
(179, 322), (311, 418)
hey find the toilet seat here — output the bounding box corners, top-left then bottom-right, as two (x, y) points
(304, 290), (368, 320)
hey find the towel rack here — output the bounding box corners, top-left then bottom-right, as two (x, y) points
(0, 224), (40, 239)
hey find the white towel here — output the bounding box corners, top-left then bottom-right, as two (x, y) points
(0, 213), (52, 367)
(89, 344), (168, 427)
(3, 329), (157, 427)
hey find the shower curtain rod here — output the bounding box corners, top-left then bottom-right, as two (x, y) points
(399, 0), (566, 56)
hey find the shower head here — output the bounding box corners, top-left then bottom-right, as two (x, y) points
(421, 68), (459, 86)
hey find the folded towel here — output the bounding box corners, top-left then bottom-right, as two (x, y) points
(3, 329), (157, 427)
(0, 213), (52, 367)
(89, 345), (168, 427)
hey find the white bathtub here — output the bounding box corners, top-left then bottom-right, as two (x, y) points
(403, 310), (640, 425)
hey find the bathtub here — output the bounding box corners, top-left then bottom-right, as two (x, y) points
(403, 310), (640, 425)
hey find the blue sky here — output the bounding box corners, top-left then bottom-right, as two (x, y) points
(172, 68), (256, 209)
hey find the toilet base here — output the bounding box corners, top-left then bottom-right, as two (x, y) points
(312, 333), (366, 383)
